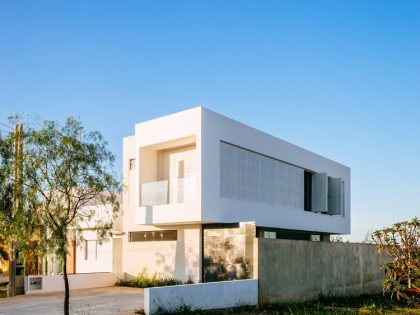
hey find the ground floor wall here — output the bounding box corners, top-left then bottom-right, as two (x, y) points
(24, 272), (124, 294)
(257, 239), (390, 303)
(122, 224), (201, 283)
(75, 230), (113, 274)
(202, 222), (256, 282)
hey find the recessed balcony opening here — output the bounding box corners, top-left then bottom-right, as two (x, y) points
(139, 136), (196, 207)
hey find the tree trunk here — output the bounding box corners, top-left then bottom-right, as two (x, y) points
(8, 241), (16, 297)
(63, 253), (69, 315)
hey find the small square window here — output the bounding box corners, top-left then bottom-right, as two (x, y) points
(310, 234), (321, 242)
(263, 231), (276, 239)
(129, 159), (135, 170)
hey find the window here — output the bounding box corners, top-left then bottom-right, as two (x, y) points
(129, 159), (135, 170)
(129, 230), (177, 242)
(310, 234), (321, 242)
(263, 231), (277, 239)
(84, 240), (97, 260)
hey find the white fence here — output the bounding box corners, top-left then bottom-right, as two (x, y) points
(24, 272), (124, 294)
(144, 279), (258, 315)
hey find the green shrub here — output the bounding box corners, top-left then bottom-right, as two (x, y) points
(115, 268), (193, 288)
(372, 217), (420, 306)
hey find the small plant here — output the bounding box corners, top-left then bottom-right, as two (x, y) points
(155, 303), (203, 315)
(330, 235), (344, 242)
(115, 268), (193, 288)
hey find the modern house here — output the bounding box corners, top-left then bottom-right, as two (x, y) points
(121, 107), (350, 283)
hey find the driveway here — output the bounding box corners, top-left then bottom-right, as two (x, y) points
(0, 286), (144, 315)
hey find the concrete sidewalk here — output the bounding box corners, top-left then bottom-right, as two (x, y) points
(0, 286), (144, 315)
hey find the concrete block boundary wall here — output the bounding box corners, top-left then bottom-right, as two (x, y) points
(24, 272), (125, 294)
(257, 239), (390, 303)
(144, 279), (258, 315)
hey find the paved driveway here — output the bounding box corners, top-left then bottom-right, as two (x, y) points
(0, 286), (144, 315)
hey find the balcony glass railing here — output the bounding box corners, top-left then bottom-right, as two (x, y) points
(140, 177), (196, 206)
(141, 180), (169, 206)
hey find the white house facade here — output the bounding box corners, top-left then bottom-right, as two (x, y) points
(72, 199), (123, 274)
(41, 198), (123, 276)
(120, 107), (350, 283)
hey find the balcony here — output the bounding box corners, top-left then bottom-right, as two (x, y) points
(140, 176), (196, 206)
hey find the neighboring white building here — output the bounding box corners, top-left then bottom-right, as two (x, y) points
(73, 197), (123, 274)
(121, 107), (350, 283)
(45, 196), (123, 276)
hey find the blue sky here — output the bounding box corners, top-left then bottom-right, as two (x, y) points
(0, 1), (419, 241)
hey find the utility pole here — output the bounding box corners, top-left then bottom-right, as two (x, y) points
(9, 123), (23, 297)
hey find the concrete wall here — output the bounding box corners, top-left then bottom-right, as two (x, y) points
(203, 223), (256, 282)
(144, 279), (258, 315)
(257, 239), (389, 303)
(24, 272), (124, 294)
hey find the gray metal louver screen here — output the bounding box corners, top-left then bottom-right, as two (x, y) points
(220, 142), (304, 209)
(311, 172), (328, 212)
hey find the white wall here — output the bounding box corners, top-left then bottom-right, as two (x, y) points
(122, 224), (201, 283)
(122, 111), (203, 282)
(124, 107), (350, 234)
(24, 273), (124, 294)
(77, 203), (115, 230)
(133, 107), (202, 224)
(201, 107), (351, 234)
(75, 230), (113, 273)
(144, 279), (258, 315)
(72, 201), (119, 274)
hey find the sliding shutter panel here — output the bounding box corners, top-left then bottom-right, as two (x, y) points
(311, 173), (328, 212)
(328, 177), (343, 215)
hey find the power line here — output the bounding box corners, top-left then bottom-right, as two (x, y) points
(0, 128), (12, 135)
(0, 121), (13, 130)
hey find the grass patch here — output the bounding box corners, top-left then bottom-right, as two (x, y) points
(135, 294), (420, 315)
(115, 268), (193, 288)
(315, 293), (416, 311)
